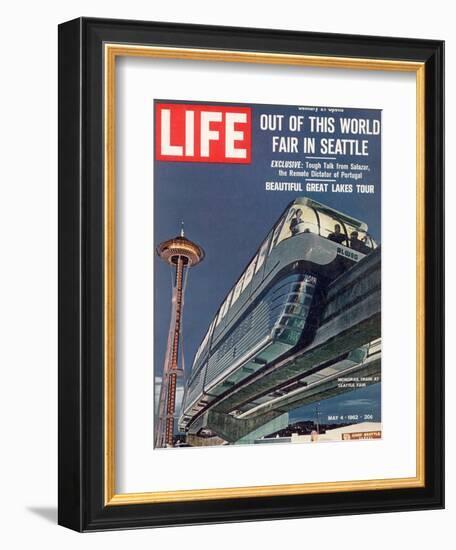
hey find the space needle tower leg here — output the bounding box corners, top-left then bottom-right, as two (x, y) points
(164, 255), (184, 446)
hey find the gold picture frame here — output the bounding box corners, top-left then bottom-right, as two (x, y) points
(60, 19), (443, 530)
(104, 44), (425, 505)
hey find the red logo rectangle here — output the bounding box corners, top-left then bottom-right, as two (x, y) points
(155, 103), (251, 163)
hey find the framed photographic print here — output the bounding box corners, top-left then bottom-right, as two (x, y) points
(58, 17), (444, 531)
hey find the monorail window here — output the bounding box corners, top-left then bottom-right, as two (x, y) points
(281, 315), (307, 330)
(223, 290), (233, 315)
(316, 208), (377, 253)
(284, 302), (312, 316)
(208, 319), (215, 340)
(194, 343), (202, 364)
(286, 205), (319, 237)
(201, 323), (210, 348)
(275, 328), (298, 346)
(216, 290), (233, 326)
(195, 319), (216, 361)
(214, 311), (221, 327)
(255, 231), (272, 274)
(318, 209), (348, 245)
(344, 223), (374, 254)
(268, 214), (287, 253)
(242, 255), (258, 291)
(366, 235), (378, 250)
(364, 236), (373, 250)
(272, 205), (319, 249)
(231, 272), (246, 305)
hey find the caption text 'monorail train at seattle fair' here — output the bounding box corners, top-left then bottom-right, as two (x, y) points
(178, 196), (380, 442)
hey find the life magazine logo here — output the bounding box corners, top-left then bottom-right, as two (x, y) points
(155, 102), (252, 163)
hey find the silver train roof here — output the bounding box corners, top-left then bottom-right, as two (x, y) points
(292, 196), (368, 232)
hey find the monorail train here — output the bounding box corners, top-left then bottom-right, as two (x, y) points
(179, 197), (378, 431)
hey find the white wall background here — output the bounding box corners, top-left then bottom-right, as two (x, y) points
(0, 0), (451, 547)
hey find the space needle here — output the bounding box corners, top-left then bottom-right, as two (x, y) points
(155, 223), (204, 448)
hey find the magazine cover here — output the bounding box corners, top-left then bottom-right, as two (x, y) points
(153, 100), (381, 449)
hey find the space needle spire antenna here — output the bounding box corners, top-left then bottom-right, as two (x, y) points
(155, 223), (204, 448)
